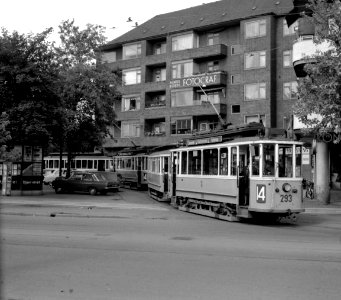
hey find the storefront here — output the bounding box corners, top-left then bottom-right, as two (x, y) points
(0, 145), (44, 196)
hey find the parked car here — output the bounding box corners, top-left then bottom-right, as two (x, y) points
(52, 171), (119, 195)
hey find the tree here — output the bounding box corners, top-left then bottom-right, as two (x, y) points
(294, 0), (341, 142)
(0, 28), (61, 156)
(54, 20), (121, 175)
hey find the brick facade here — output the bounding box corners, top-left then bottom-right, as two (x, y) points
(101, 0), (297, 152)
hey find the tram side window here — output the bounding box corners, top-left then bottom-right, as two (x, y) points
(189, 150), (202, 175)
(220, 148), (229, 175)
(278, 145), (293, 177)
(295, 146), (302, 177)
(76, 160), (81, 169)
(203, 148), (218, 175)
(231, 147), (237, 176)
(181, 151), (188, 174)
(88, 160), (93, 169)
(251, 145), (260, 176)
(53, 160), (59, 169)
(263, 144), (275, 176)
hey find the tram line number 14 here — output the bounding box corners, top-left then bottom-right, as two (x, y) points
(256, 184), (266, 203)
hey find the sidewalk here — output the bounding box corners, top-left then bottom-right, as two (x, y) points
(303, 189), (341, 214)
(1, 187), (341, 216)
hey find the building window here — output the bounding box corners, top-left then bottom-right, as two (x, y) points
(171, 60), (193, 79)
(207, 61), (219, 72)
(199, 91), (220, 104)
(172, 33), (198, 51)
(171, 89), (194, 107)
(231, 74), (242, 85)
(122, 95), (141, 112)
(123, 43), (141, 60)
(101, 51), (116, 63)
(153, 42), (166, 55)
(283, 50), (293, 67)
(123, 68), (141, 85)
(121, 121), (140, 138)
(245, 19), (266, 38)
(283, 19), (297, 36)
(231, 45), (242, 55)
(171, 118), (192, 135)
(245, 114), (266, 125)
(244, 83), (266, 100)
(153, 68), (166, 82)
(283, 82), (298, 100)
(244, 51), (266, 69)
(231, 105), (240, 114)
(207, 33), (219, 46)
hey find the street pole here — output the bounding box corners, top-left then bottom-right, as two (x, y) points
(197, 84), (225, 127)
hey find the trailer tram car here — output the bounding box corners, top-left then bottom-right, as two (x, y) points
(114, 152), (148, 190)
(147, 150), (172, 202)
(169, 132), (305, 222)
(44, 154), (114, 174)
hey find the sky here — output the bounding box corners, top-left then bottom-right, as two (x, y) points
(1, 0), (218, 43)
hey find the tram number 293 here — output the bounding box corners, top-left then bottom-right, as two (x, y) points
(280, 194), (293, 202)
(256, 184), (266, 203)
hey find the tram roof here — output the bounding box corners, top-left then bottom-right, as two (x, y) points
(172, 136), (304, 151)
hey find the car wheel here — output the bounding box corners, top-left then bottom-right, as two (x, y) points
(89, 187), (97, 196)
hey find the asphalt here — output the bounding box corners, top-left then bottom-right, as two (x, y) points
(1, 186), (341, 217)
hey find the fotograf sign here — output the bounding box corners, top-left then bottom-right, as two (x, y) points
(170, 72), (225, 89)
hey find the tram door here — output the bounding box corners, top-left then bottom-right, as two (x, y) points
(163, 157), (169, 194)
(238, 146), (250, 206)
(137, 157), (142, 187)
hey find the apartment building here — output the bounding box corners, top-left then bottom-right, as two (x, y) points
(100, 0), (299, 151)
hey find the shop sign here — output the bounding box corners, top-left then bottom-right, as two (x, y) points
(170, 73), (221, 89)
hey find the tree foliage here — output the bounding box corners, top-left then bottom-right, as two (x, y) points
(55, 20), (121, 154)
(0, 28), (61, 156)
(0, 20), (121, 162)
(294, 0), (341, 141)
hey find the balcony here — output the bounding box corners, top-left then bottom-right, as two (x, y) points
(171, 44), (227, 61)
(169, 71), (227, 89)
(292, 36), (335, 77)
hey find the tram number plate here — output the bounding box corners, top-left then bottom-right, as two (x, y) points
(280, 194), (293, 202)
(256, 184), (266, 203)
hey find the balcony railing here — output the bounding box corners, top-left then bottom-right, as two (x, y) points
(293, 36), (335, 66)
(145, 101), (166, 109)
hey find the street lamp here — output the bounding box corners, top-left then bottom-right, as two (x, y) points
(197, 84), (226, 127)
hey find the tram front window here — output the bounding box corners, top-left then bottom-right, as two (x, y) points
(279, 145), (293, 177)
(181, 151), (188, 174)
(189, 150), (201, 175)
(203, 148), (218, 175)
(263, 144), (275, 176)
(220, 148), (229, 175)
(231, 147), (237, 175)
(295, 146), (302, 177)
(251, 145), (260, 176)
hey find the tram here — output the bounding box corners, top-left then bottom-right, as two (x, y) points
(113, 150), (149, 189)
(168, 131), (305, 222)
(44, 154), (114, 175)
(147, 150), (172, 201)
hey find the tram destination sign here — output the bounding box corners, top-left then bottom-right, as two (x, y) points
(187, 136), (222, 146)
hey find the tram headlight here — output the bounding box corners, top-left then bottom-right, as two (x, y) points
(282, 183), (292, 193)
